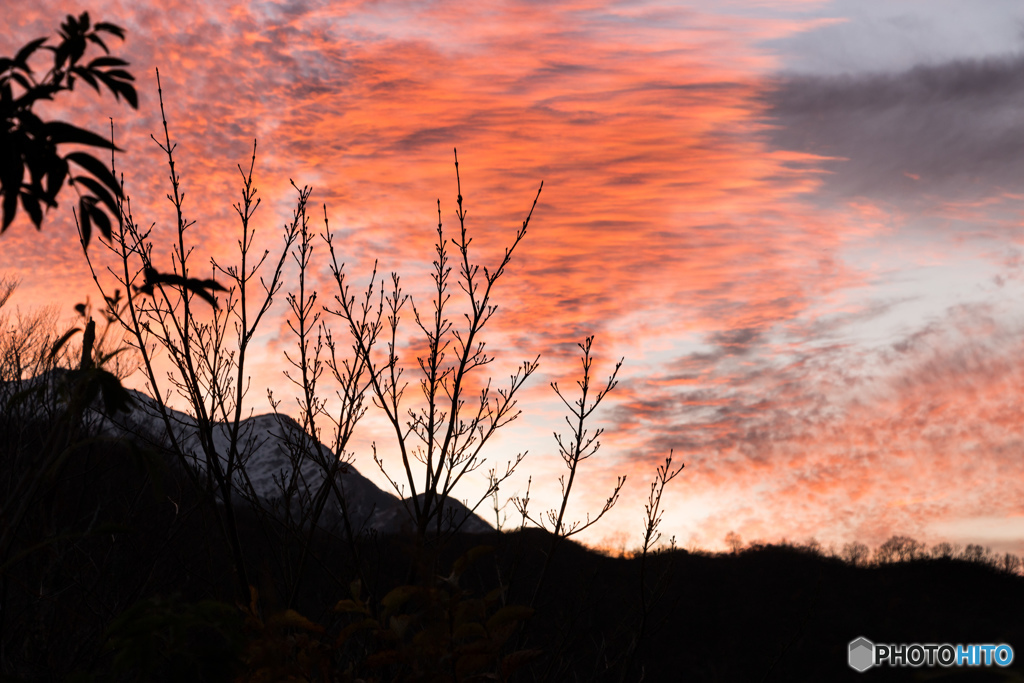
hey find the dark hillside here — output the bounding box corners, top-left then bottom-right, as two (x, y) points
(2, 395), (1022, 681)
(481, 532), (1024, 681)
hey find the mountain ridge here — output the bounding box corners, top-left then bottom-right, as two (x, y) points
(2, 370), (491, 535)
(105, 389), (493, 535)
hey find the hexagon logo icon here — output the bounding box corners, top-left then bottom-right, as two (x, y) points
(849, 637), (875, 672)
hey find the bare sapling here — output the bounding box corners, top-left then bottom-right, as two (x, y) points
(81, 73), (303, 602)
(514, 335), (627, 604)
(266, 182), (372, 609)
(324, 149), (543, 564)
(618, 450), (684, 681)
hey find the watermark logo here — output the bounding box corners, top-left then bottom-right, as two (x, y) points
(849, 637), (874, 672)
(848, 637), (1014, 671)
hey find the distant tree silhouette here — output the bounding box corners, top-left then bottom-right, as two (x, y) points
(875, 535), (925, 563)
(961, 543), (990, 564)
(802, 537), (822, 555)
(0, 12), (137, 245)
(842, 541), (870, 566)
(930, 541), (958, 559)
(999, 552), (1021, 575)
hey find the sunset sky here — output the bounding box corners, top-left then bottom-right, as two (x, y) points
(5, 0), (1024, 555)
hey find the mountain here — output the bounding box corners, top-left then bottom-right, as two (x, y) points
(6, 371), (491, 535)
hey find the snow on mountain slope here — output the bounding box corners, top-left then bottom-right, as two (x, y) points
(96, 388), (492, 536)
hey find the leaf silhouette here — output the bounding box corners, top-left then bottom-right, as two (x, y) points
(13, 37), (47, 70)
(43, 121), (119, 150)
(19, 191), (42, 228)
(78, 199), (92, 246)
(70, 65), (100, 92)
(86, 55), (128, 68)
(0, 18), (135, 239)
(72, 175), (120, 219)
(1, 181), (19, 232)
(48, 326), (81, 363)
(136, 266), (227, 309)
(66, 153), (119, 195)
(87, 200), (112, 241)
(43, 156), (68, 204)
(94, 22), (126, 39)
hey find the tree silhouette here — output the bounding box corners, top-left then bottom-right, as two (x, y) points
(0, 12), (137, 245)
(875, 535), (925, 563)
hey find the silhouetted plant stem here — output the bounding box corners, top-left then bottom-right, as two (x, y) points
(618, 451), (684, 683)
(279, 185), (371, 609)
(515, 336), (626, 606)
(79, 318), (95, 370)
(325, 149), (541, 581)
(151, 70), (250, 602)
(82, 73), (310, 605)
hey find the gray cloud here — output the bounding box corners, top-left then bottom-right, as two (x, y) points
(763, 54), (1024, 203)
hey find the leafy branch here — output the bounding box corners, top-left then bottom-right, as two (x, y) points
(0, 11), (137, 243)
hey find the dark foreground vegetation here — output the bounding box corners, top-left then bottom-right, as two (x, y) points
(1, 406), (1022, 682)
(3, 15), (1024, 683)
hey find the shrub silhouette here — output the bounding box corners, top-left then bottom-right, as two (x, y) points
(0, 12), (137, 243)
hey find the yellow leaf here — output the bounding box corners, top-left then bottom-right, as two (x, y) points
(502, 649), (543, 678)
(334, 598), (369, 615)
(452, 545), (494, 577)
(249, 584), (260, 616)
(389, 614), (414, 638)
(456, 653), (493, 679)
(334, 618), (378, 647)
(454, 598), (486, 625)
(268, 609), (325, 633)
(412, 623), (447, 650)
(453, 622), (488, 642)
(484, 586), (506, 605)
(364, 649), (399, 668)
(381, 585), (421, 612)
(486, 605), (534, 631)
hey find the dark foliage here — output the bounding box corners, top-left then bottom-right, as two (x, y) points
(2, 391), (1021, 682)
(0, 12), (137, 244)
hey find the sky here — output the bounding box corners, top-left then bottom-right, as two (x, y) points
(5, 0), (1024, 556)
